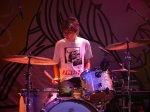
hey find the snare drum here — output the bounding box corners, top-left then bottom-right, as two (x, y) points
(71, 87), (83, 99)
(41, 97), (98, 112)
(19, 88), (58, 112)
(80, 67), (114, 102)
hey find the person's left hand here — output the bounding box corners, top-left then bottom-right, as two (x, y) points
(59, 86), (72, 94)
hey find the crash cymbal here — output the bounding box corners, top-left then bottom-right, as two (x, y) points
(105, 39), (150, 50)
(2, 55), (58, 65)
(112, 68), (137, 73)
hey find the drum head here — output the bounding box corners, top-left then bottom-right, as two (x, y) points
(42, 98), (97, 112)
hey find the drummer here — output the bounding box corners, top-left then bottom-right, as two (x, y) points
(51, 17), (93, 97)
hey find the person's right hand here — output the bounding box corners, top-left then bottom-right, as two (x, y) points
(52, 79), (59, 85)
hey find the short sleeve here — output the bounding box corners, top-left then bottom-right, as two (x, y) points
(53, 42), (60, 63)
(84, 40), (93, 59)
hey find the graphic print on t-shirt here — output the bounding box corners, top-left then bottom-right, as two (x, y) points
(65, 47), (82, 66)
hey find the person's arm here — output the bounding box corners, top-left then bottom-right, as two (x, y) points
(53, 64), (59, 79)
(84, 58), (91, 70)
(52, 64), (60, 84)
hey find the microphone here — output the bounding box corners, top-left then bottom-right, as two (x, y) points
(18, 2), (24, 19)
(99, 46), (112, 56)
(100, 57), (109, 71)
(126, 0), (130, 12)
(100, 57), (106, 68)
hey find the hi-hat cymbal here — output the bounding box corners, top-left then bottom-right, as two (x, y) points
(2, 55), (58, 65)
(112, 68), (137, 73)
(105, 39), (150, 50)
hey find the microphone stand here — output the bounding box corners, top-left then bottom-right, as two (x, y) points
(129, 5), (150, 24)
(0, 10), (22, 36)
(100, 53), (109, 71)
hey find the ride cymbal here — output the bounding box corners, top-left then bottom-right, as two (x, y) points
(2, 55), (58, 65)
(105, 39), (150, 50)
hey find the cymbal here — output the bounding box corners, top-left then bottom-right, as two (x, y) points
(105, 39), (150, 50)
(2, 55), (58, 65)
(111, 68), (137, 73)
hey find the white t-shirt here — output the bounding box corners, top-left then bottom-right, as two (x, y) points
(53, 37), (93, 81)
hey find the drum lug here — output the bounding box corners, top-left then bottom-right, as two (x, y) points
(41, 109), (46, 112)
(83, 88), (87, 91)
(95, 72), (102, 78)
(98, 83), (102, 87)
(47, 92), (53, 98)
(54, 97), (58, 101)
(81, 77), (85, 80)
(105, 87), (110, 95)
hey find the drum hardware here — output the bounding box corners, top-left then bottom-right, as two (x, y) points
(71, 87), (83, 99)
(108, 37), (134, 112)
(2, 54), (58, 112)
(82, 87), (87, 91)
(99, 46), (112, 56)
(95, 71), (102, 78)
(98, 83), (102, 87)
(105, 38), (150, 112)
(116, 90), (150, 95)
(18, 88), (59, 112)
(25, 55), (33, 112)
(0, 2), (24, 36)
(125, 38), (134, 112)
(100, 55), (110, 71)
(80, 67), (114, 104)
(105, 87), (110, 95)
(91, 96), (114, 112)
(120, 77), (128, 112)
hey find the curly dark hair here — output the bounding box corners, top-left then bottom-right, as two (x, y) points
(61, 17), (80, 32)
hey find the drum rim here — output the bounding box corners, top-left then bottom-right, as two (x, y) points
(41, 98), (98, 112)
(80, 67), (101, 76)
(18, 88), (59, 92)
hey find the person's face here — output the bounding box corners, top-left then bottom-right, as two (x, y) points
(63, 30), (77, 42)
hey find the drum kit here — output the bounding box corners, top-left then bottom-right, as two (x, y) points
(2, 39), (150, 112)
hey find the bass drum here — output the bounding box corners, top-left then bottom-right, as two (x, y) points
(41, 98), (98, 112)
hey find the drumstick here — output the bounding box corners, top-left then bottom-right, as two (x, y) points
(44, 70), (54, 80)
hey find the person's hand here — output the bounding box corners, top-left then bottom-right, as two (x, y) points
(44, 70), (59, 85)
(52, 78), (59, 85)
(59, 85), (72, 95)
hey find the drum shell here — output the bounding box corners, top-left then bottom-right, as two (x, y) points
(19, 88), (58, 112)
(80, 67), (114, 102)
(83, 90), (114, 103)
(71, 87), (83, 99)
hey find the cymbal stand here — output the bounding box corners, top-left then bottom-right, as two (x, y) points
(122, 79), (125, 111)
(25, 56), (32, 112)
(119, 63), (126, 112)
(125, 38), (132, 112)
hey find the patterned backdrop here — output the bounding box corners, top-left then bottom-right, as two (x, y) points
(0, 0), (150, 111)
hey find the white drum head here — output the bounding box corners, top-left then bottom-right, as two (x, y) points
(42, 98), (97, 112)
